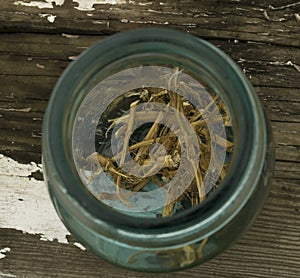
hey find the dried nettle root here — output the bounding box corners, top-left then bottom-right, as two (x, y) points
(85, 85), (233, 217)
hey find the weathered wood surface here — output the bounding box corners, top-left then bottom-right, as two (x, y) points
(1, 0), (300, 46)
(0, 0), (299, 277)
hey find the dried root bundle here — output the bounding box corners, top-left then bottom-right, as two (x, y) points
(84, 86), (233, 217)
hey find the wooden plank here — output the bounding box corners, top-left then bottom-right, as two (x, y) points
(0, 0), (299, 46)
(276, 145), (300, 162)
(273, 122), (300, 146)
(0, 33), (299, 164)
(0, 1), (299, 277)
(0, 177), (299, 278)
(0, 54), (67, 76)
(0, 75), (57, 101)
(0, 33), (299, 88)
(275, 161), (300, 180)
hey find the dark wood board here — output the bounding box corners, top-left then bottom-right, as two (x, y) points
(0, 0), (299, 277)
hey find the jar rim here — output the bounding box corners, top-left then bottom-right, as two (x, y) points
(43, 28), (267, 246)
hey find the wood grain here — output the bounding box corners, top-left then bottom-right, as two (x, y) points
(0, 0), (299, 277)
(1, 0), (300, 46)
(0, 33), (299, 163)
(0, 178), (299, 278)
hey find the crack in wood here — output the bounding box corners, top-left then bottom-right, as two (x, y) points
(268, 1), (300, 10)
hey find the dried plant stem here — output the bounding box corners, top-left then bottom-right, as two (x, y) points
(113, 138), (162, 161)
(87, 152), (127, 178)
(197, 237), (208, 258)
(116, 100), (139, 206)
(135, 110), (164, 162)
(120, 100), (139, 166)
(116, 175), (133, 207)
(192, 161), (205, 202)
(85, 83), (233, 217)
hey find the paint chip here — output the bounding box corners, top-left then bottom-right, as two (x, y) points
(0, 272), (16, 278)
(39, 13), (56, 23)
(286, 60), (300, 72)
(47, 14), (56, 23)
(36, 63), (45, 69)
(73, 0), (126, 11)
(14, 0), (54, 9)
(138, 1), (153, 6)
(0, 107), (31, 112)
(68, 56), (78, 61)
(0, 155), (70, 244)
(74, 242), (86, 251)
(62, 33), (79, 39)
(14, 0), (65, 9)
(0, 247), (11, 259)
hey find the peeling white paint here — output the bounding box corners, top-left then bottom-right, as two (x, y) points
(138, 1), (153, 6)
(268, 2), (300, 10)
(0, 247), (11, 259)
(0, 155), (40, 176)
(68, 55), (78, 61)
(259, 32), (270, 36)
(238, 58), (300, 73)
(93, 20), (106, 24)
(120, 19), (170, 25)
(38, 13), (56, 23)
(62, 33), (79, 39)
(286, 60), (300, 72)
(0, 272), (16, 278)
(14, 0), (54, 9)
(14, 0), (127, 12)
(0, 155), (70, 244)
(36, 63), (45, 69)
(47, 14), (56, 23)
(235, 7), (248, 11)
(182, 22), (197, 27)
(0, 156), (89, 252)
(0, 107), (31, 112)
(14, 0), (64, 9)
(147, 9), (183, 15)
(263, 9), (288, 22)
(73, 0), (126, 11)
(74, 242), (86, 251)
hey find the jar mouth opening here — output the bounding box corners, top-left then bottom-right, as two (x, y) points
(72, 63), (235, 220)
(43, 28), (266, 235)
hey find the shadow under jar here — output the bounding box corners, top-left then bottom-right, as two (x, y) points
(42, 28), (275, 272)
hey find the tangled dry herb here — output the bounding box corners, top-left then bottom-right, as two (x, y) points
(128, 237), (209, 268)
(82, 83), (233, 217)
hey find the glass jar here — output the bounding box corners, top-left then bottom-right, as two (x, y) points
(42, 28), (275, 272)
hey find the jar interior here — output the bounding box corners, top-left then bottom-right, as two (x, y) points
(72, 64), (235, 219)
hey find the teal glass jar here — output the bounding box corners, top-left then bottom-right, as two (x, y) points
(42, 28), (275, 272)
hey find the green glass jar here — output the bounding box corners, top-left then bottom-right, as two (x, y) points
(42, 28), (275, 272)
